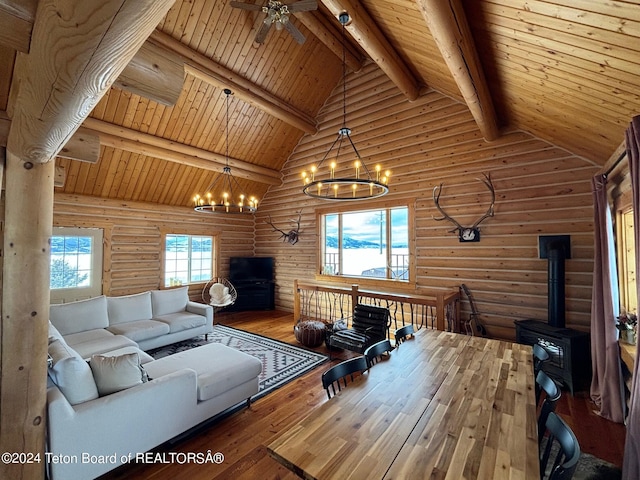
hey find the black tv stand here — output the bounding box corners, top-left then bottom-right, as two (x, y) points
(228, 281), (275, 311)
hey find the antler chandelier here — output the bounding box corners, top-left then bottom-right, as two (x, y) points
(194, 89), (258, 214)
(301, 12), (390, 200)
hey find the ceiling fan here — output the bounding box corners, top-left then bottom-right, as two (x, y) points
(230, 0), (318, 44)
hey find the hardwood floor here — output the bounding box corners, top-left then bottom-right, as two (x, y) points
(100, 310), (627, 479)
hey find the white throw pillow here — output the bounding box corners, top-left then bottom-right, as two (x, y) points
(48, 339), (99, 405)
(90, 353), (149, 396)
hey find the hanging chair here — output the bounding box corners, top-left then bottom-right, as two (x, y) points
(202, 278), (237, 309)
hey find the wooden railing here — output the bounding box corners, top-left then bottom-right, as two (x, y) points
(293, 280), (460, 332)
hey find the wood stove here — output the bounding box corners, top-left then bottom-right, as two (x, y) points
(514, 236), (591, 395)
(515, 319), (590, 395)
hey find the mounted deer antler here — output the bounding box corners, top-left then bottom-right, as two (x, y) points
(265, 211), (302, 245)
(433, 173), (495, 242)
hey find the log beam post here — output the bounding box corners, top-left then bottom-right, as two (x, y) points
(0, 154), (54, 480)
(0, 2), (176, 479)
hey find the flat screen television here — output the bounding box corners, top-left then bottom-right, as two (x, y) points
(229, 257), (274, 283)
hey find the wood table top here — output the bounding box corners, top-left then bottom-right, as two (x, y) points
(267, 329), (538, 480)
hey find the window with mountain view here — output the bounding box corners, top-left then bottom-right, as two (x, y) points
(50, 227), (104, 303)
(164, 234), (213, 287)
(321, 206), (410, 281)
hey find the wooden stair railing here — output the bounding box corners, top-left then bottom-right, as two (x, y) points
(293, 280), (460, 332)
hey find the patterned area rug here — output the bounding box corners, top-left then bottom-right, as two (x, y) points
(147, 324), (328, 401)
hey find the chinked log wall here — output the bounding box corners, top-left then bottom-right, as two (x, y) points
(53, 194), (254, 300)
(255, 62), (600, 341)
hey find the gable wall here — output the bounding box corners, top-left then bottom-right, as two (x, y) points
(255, 63), (600, 340)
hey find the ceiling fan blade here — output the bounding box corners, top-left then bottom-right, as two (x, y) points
(254, 20), (273, 43)
(283, 20), (306, 44)
(287, 0), (317, 13)
(230, 1), (263, 12)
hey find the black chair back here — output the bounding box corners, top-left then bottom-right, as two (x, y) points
(321, 356), (368, 399)
(364, 339), (392, 367)
(395, 324), (415, 345)
(534, 343), (551, 375)
(540, 412), (580, 480)
(536, 370), (561, 445)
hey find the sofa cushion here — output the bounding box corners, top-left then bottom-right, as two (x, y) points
(107, 292), (153, 326)
(63, 327), (115, 346)
(48, 339), (99, 405)
(106, 320), (170, 343)
(50, 295), (109, 336)
(151, 287), (188, 316)
(89, 352), (149, 396)
(66, 334), (139, 360)
(143, 343), (263, 401)
(152, 312), (207, 333)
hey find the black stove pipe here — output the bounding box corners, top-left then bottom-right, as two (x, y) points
(547, 244), (566, 328)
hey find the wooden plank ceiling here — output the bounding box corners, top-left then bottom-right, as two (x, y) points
(1, 0), (639, 208)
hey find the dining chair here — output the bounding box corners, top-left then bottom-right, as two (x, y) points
(364, 339), (392, 368)
(534, 343), (551, 375)
(536, 370), (561, 445)
(539, 412), (581, 480)
(394, 324), (415, 345)
(321, 356), (368, 399)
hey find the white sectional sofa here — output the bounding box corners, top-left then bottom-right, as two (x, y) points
(46, 287), (263, 480)
(49, 286), (214, 356)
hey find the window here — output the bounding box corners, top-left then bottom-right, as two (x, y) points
(50, 227), (103, 303)
(321, 206), (410, 281)
(617, 207), (637, 315)
(164, 234), (213, 287)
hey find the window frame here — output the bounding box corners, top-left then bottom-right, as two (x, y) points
(315, 198), (415, 288)
(161, 230), (219, 288)
(50, 227), (104, 303)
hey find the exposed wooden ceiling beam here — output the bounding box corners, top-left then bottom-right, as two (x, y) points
(1, 112), (280, 181)
(417, 0), (499, 141)
(0, 0), (36, 52)
(82, 117), (282, 186)
(149, 30), (318, 135)
(0, 114), (99, 163)
(319, 0), (421, 101)
(54, 164), (65, 187)
(7, 0), (175, 164)
(58, 128), (101, 163)
(115, 40), (185, 106)
(296, 10), (364, 72)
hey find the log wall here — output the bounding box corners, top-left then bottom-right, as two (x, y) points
(255, 62), (601, 340)
(53, 194), (254, 300)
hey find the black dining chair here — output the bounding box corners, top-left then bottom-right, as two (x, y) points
(364, 339), (392, 368)
(394, 324), (415, 345)
(539, 412), (581, 480)
(321, 356), (368, 399)
(534, 343), (551, 375)
(536, 370), (561, 445)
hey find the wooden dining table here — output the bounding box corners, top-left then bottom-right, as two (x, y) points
(267, 329), (539, 479)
